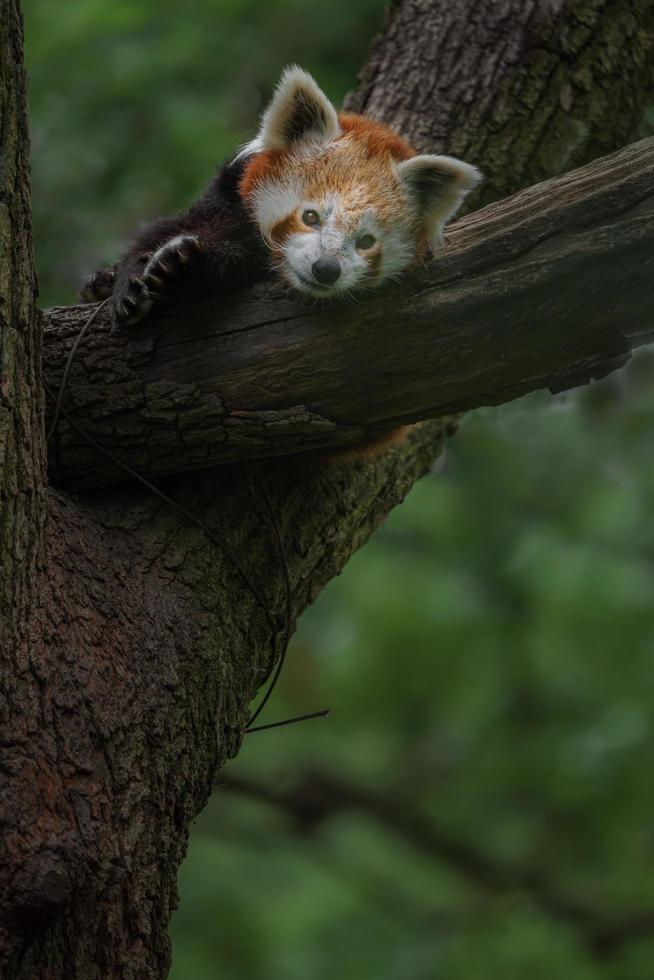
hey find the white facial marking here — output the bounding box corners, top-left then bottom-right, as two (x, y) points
(251, 176), (304, 241)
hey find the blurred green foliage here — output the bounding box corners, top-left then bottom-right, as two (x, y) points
(22, 1), (654, 978)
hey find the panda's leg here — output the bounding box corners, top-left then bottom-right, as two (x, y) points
(112, 235), (204, 326)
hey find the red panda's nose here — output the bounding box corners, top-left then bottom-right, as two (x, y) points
(312, 256), (341, 285)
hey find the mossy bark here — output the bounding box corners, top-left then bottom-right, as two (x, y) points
(1, 0), (653, 976)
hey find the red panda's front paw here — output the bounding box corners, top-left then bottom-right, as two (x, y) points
(141, 234), (204, 295)
(113, 235), (204, 327)
(112, 275), (153, 326)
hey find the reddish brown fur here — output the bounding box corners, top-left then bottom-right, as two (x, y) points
(320, 426), (415, 465)
(269, 212), (309, 248)
(239, 112), (417, 205)
(239, 149), (287, 198)
(337, 113), (416, 162)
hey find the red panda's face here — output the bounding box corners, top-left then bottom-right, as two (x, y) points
(239, 68), (481, 300)
(242, 134), (419, 298)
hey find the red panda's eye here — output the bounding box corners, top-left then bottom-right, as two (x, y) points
(302, 209), (321, 227)
(357, 234), (376, 250)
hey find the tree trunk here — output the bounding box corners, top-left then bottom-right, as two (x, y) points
(0, 0), (44, 651)
(346, 0), (654, 205)
(1, 0), (653, 977)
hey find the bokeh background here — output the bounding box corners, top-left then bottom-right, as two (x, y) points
(22, 1), (654, 978)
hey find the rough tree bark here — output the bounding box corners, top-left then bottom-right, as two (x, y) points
(1, 1), (653, 977)
(346, 0), (654, 205)
(0, 0), (44, 668)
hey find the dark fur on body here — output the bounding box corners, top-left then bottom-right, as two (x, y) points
(81, 156), (268, 321)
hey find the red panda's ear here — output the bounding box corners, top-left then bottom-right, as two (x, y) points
(254, 66), (340, 151)
(397, 155), (483, 248)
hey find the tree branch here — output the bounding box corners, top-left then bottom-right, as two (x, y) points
(45, 137), (654, 490)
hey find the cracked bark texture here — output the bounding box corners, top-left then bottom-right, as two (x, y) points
(1, 0), (653, 977)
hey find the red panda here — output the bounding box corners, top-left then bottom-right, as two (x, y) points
(81, 65), (481, 324)
(80, 66), (480, 457)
